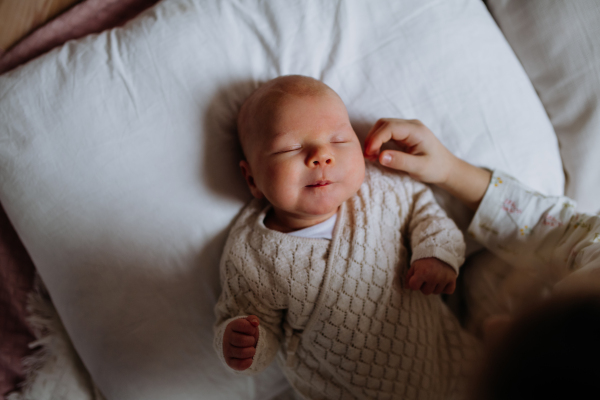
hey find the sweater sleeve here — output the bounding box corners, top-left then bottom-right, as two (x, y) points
(408, 179), (466, 274)
(213, 258), (283, 375)
(468, 170), (600, 293)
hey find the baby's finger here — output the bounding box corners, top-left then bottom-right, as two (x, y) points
(230, 332), (257, 347)
(406, 267), (416, 281)
(433, 284), (444, 295)
(228, 345), (256, 359)
(246, 315), (260, 327)
(443, 281), (456, 295)
(227, 358), (254, 371)
(230, 318), (257, 336)
(420, 282), (436, 295)
(408, 274), (425, 291)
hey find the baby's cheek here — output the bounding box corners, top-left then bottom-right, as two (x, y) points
(265, 170), (299, 208)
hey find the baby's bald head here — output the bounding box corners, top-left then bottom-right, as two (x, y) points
(237, 75), (338, 161)
(235, 75), (365, 226)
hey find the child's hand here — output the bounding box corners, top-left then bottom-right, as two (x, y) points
(363, 118), (457, 185)
(406, 257), (457, 295)
(364, 118), (492, 211)
(223, 315), (260, 371)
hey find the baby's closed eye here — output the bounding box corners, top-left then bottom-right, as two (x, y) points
(274, 145), (302, 154)
(330, 135), (351, 144)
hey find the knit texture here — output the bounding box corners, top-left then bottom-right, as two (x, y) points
(214, 163), (479, 399)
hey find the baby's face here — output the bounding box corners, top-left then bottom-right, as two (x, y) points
(242, 92), (365, 226)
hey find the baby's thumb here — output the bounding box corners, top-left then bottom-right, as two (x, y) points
(246, 316), (260, 344)
(379, 150), (422, 175)
(247, 315), (260, 327)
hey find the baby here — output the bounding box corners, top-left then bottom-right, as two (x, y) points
(214, 75), (479, 399)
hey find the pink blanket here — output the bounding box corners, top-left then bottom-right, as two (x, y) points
(0, 0), (158, 395)
(0, 0), (159, 75)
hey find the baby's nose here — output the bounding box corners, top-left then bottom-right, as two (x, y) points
(313, 156), (332, 166)
(309, 150), (334, 166)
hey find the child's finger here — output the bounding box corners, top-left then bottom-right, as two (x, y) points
(230, 332), (257, 347)
(379, 150), (425, 175)
(363, 124), (387, 158)
(433, 284), (444, 295)
(364, 119), (387, 147)
(364, 119), (425, 158)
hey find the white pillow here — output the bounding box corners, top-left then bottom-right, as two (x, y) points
(0, 0), (563, 399)
(486, 0), (600, 214)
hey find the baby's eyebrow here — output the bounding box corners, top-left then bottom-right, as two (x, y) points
(334, 121), (353, 132)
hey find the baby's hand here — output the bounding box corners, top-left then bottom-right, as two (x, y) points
(363, 118), (457, 185)
(406, 257), (457, 295)
(223, 315), (260, 371)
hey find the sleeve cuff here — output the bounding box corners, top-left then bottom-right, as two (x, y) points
(467, 169), (512, 247)
(411, 247), (463, 275)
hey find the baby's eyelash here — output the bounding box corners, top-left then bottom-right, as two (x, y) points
(276, 146), (302, 154)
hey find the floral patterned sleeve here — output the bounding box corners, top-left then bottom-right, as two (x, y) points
(468, 170), (600, 291)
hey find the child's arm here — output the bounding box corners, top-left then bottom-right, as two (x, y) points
(364, 118), (491, 211)
(467, 170), (600, 294)
(365, 118), (600, 294)
(214, 260), (282, 374)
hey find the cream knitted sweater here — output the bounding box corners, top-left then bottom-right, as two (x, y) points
(214, 163), (479, 400)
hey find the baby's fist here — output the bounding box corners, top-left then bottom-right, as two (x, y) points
(223, 315), (260, 371)
(407, 257), (457, 295)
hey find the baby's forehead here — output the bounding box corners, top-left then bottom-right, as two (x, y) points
(238, 76), (340, 152)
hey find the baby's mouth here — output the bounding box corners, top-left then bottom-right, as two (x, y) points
(306, 180), (332, 188)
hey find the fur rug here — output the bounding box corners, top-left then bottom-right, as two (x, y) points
(7, 275), (104, 400)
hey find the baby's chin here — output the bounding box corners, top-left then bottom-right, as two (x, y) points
(295, 198), (346, 219)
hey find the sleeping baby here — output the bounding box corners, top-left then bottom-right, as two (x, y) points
(213, 75), (479, 399)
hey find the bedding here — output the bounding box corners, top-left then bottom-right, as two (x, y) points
(0, 0), (159, 75)
(0, 0), (564, 399)
(0, 0), (158, 396)
(0, 205), (36, 396)
(458, 0), (600, 339)
(0, 0), (81, 53)
(485, 0), (600, 214)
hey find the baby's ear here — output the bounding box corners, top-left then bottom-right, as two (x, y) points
(239, 160), (264, 199)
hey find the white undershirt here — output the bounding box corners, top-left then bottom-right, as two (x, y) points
(286, 213), (337, 240)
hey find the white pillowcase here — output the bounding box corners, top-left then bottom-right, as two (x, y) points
(486, 0), (600, 214)
(0, 0), (563, 399)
